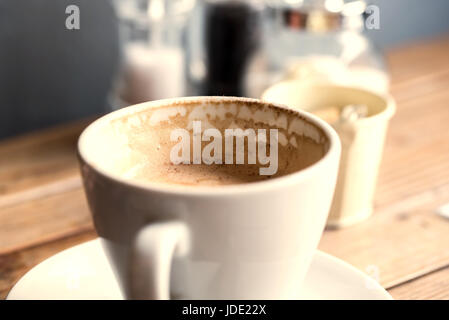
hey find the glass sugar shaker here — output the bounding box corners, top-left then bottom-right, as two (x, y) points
(113, 0), (195, 106)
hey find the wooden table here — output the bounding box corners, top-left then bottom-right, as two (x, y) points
(1, 36), (449, 300)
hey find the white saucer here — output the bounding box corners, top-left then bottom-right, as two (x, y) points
(7, 239), (392, 300)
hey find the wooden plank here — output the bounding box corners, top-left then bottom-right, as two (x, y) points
(0, 188), (93, 255)
(320, 182), (449, 288)
(388, 35), (449, 85)
(375, 70), (449, 208)
(0, 230), (97, 300)
(0, 119), (95, 255)
(389, 68), (449, 107)
(389, 266), (449, 300)
(0, 176), (82, 210)
(0, 119), (90, 204)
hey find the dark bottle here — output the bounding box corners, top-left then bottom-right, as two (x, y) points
(188, 0), (263, 97)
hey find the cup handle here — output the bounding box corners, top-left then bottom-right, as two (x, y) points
(131, 221), (188, 300)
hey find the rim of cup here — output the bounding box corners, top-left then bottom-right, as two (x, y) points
(78, 96), (341, 197)
(262, 82), (396, 127)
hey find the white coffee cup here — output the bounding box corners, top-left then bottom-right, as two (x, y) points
(262, 83), (395, 228)
(77, 97), (340, 299)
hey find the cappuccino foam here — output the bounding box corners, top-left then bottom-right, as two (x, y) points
(85, 99), (328, 186)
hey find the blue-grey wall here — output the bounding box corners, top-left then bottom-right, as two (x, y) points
(366, 0), (449, 48)
(0, 0), (120, 139)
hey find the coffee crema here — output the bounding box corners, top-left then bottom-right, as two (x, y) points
(85, 99), (329, 186)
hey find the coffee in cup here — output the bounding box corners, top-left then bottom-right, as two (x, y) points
(93, 100), (327, 187)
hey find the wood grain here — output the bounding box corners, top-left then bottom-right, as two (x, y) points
(0, 120), (89, 204)
(388, 35), (449, 85)
(389, 266), (449, 300)
(320, 182), (449, 288)
(0, 188), (93, 255)
(0, 119), (94, 256)
(375, 70), (449, 208)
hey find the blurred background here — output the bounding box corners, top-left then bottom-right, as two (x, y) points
(1, 0), (449, 139)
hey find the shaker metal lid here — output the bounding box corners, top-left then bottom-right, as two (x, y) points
(266, 0), (367, 32)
